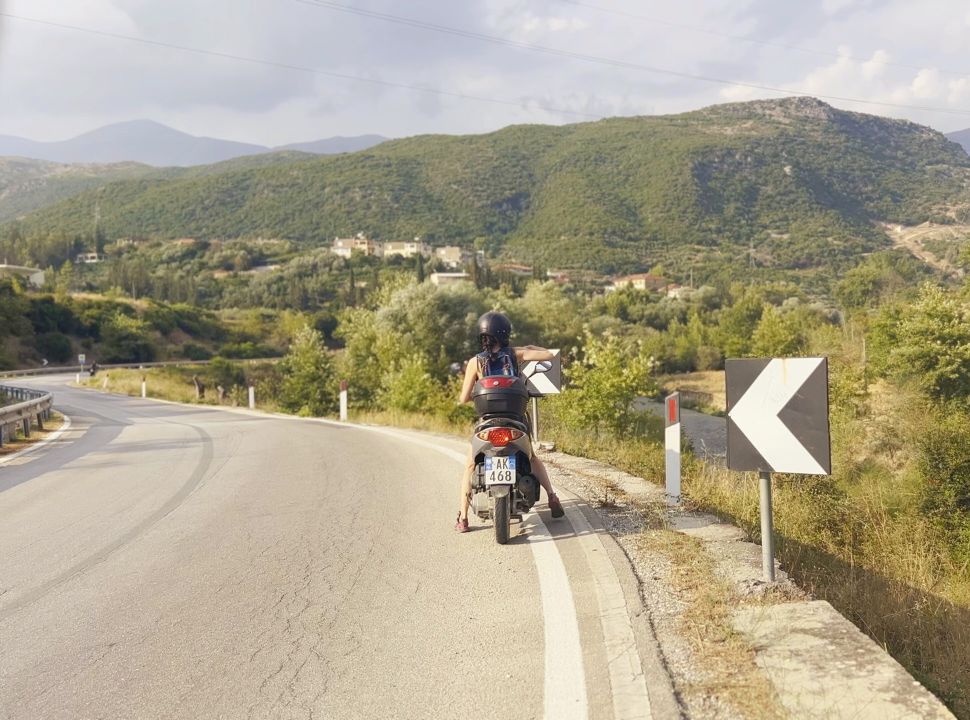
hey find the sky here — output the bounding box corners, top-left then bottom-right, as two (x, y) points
(2, 0), (970, 146)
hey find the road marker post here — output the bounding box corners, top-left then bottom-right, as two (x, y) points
(339, 380), (348, 422)
(248, 385), (255, 410)
(726, 357), (831, 582)
(664, 392), (681, 505)
(141, 376), (147, 399)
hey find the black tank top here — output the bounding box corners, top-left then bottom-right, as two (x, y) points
(476, 347), (518, 378)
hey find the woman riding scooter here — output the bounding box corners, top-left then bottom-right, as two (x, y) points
(455, 311), (565, 532)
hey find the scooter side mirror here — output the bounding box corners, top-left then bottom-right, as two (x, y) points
(531, 360), (552, 374)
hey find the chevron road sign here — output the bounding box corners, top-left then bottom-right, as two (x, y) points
(726, 357), (831, 475)
(523, 349), (561, 397)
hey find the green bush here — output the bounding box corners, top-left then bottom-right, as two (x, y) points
(179, 343), (212, 361)
(207, 357), (246, 390)
(33, 332), (72, 363)
(219, 341), (277, 359)
(278, 325), (336, 416)
(381, 355), (441, 413)
(551, 333), (656, 436)
(100, 312), (156, 363)
(917, 409), (970, 562)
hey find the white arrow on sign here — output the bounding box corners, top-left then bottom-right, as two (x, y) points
(728, 358), (826, 475)
(522, 348), (561, 395)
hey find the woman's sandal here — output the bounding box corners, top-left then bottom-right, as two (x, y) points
(455, 514), (470, 533)
(548, 493), (565, 519)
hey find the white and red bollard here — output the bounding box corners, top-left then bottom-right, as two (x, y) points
(665, 392), (681, 506)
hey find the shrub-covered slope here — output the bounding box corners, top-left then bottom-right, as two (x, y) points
(11, 98), (970, 273)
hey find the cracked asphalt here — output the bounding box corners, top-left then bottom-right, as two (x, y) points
(0, 378), (674, 720)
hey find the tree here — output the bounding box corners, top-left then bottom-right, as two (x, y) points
(279, 324), (336, 416)
(553, 333), (656, 435)
(415, 254), (425, 283)
(750, 304), (805, 357)
(100, 312), (156, 363)
(881, 284), (970, 401)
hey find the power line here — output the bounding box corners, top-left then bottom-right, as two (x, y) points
(295, 0), (970, 118)
(554, 0), (970, 81)
(0, 11), (600, 120)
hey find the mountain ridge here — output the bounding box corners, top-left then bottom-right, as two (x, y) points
(7, 98), (970, 279)
(0, 120), (389, 166)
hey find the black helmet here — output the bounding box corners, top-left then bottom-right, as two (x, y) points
(477, 311), (512, 350)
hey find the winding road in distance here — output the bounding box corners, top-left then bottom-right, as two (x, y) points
(0, 377), (677, 720)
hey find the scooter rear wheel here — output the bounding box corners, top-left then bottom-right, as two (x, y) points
(494, 493), (511, 545)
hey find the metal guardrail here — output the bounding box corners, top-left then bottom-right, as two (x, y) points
(0, 357), (281, 379)
(0, 384), (53, 447)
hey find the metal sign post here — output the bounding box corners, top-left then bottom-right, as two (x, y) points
(522, 350), (562, 448)
(759, 471), (775, 581)
(726, 357), (831, 582)
(664, 392), (681, 506)
(531, 396), (540, 444)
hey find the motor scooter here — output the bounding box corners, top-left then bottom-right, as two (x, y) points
(467, 361), (551, 544)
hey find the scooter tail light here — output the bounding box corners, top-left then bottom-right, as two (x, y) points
(477, 427), (523, 446)
(480, 377), (516, 389)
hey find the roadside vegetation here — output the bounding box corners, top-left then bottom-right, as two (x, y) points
(5, 95), (970, 715)
(59, 241), (970, 715)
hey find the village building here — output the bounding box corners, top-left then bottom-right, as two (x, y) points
(434, 245), (475, 269)
(74, 253), (103, 264)
(492, 263), (534, 277)
(383, 237), (431, 259)
(429, 272), (470, 287)
(0, 264), (45, 288)
(332, 233), (383, 258)
(608, 273), (669, 292)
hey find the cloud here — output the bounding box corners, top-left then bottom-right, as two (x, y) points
(4, 0), (970, 144)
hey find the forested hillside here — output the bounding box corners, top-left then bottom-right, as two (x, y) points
(8, 97), (970, 276)
(0, 152), (322, 224)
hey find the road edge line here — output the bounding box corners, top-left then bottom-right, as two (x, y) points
(0, 413), (73, 467)
(560, 492), (653, 720)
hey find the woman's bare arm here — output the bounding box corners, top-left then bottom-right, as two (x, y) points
(458, 359), (480, 404)
(515, 345), (554, 363)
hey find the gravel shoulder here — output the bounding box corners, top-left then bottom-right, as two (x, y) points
(540, 448), (955, 720)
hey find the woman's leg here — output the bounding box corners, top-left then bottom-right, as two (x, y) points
(531, 455), (564, 518)
(456, 446), (475, 529)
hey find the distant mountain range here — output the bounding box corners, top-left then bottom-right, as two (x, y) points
(946, 128), (970, 154)
(10, 97), (970, 280)
(0, 120), (388, 166)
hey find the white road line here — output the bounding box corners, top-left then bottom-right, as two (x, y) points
(561, 491), (652, 720)
(0, 413), (73, 467)
(353, 424), (589, 720)
(522, 511), (590, 720)
(59, 390), (596, 720)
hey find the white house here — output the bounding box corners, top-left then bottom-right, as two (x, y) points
(332, 233), (383, 258)
(608, 273), (669, 292)
(0, 264), (45, 288)
(430, 272), (470, 286)
(434, 245), (474, 269)
(384, 237), (431, 259)
(74, 253), (102, 264)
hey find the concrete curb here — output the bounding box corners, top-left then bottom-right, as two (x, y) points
(539, 451), (956, 720)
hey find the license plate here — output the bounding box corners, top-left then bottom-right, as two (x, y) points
(484, 456), (516, 485)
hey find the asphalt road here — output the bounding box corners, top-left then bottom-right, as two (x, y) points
(0, 377), (675, 720)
